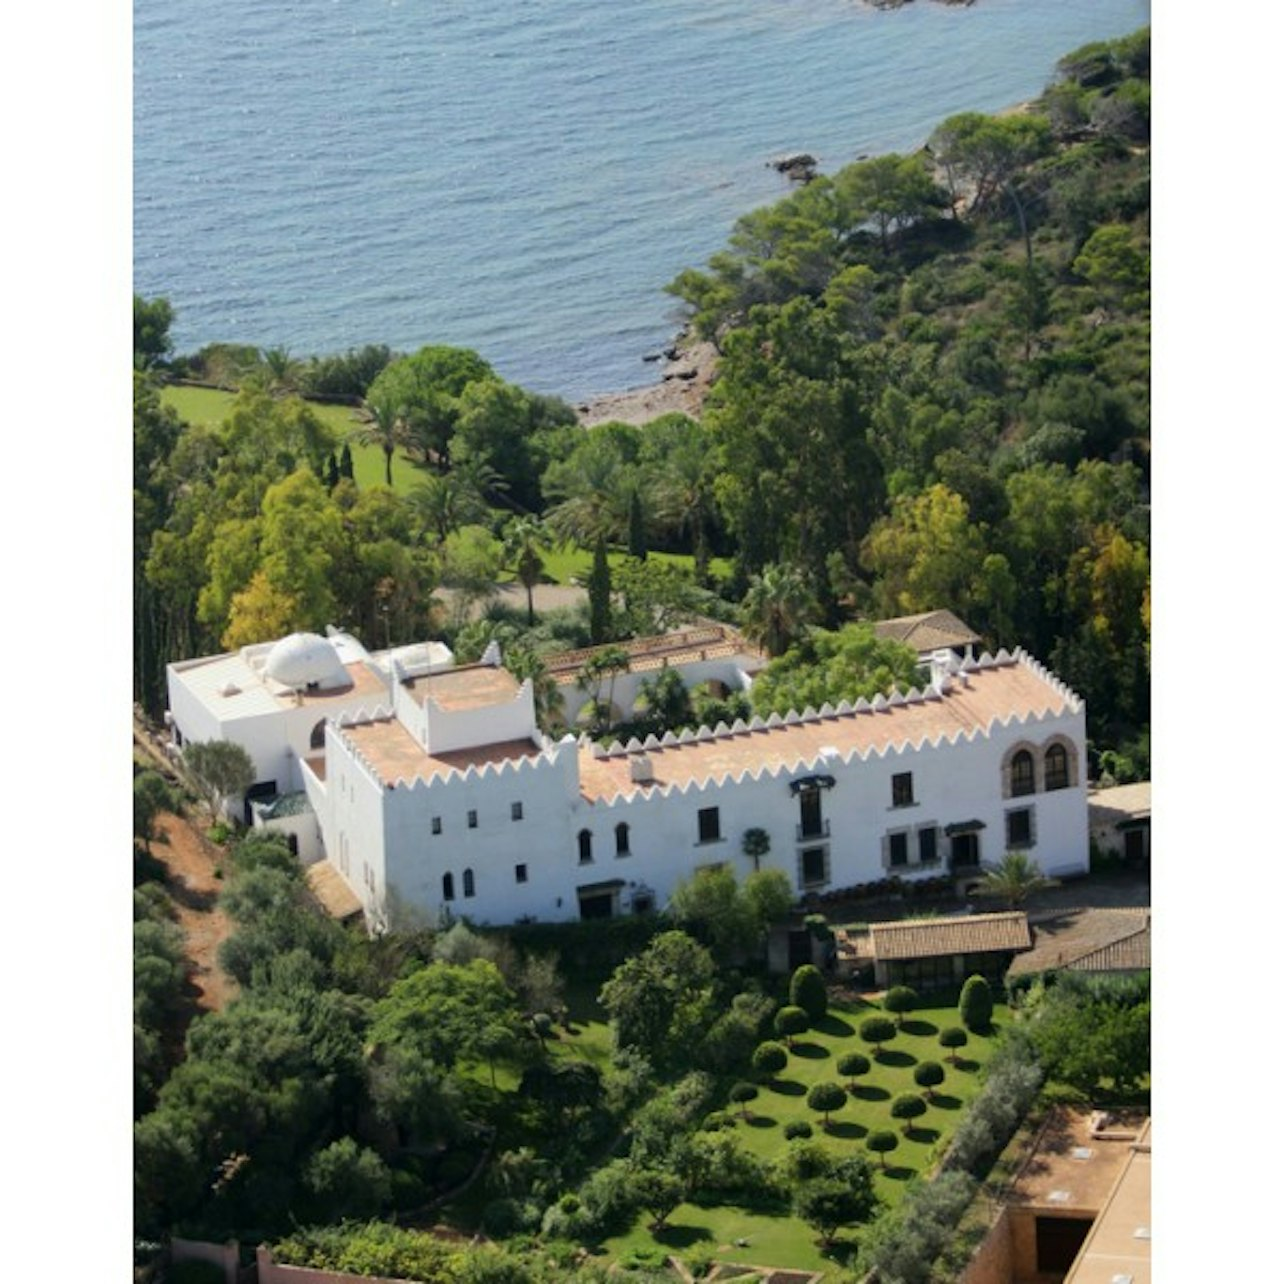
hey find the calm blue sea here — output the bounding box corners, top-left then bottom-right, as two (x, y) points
(134, 0), (1149, 399)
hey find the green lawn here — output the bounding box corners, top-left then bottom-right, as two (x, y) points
(604, 994), (1007, 1272)
(539, 543), (732, 588)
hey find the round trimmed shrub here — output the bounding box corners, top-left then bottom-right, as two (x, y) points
(783, 1120), (814, 1141)
(866, 1129), (899, 1169)
(752, 1040), (788, 1078)
(837, 1051), (872, 1089)
(774, 1004), (809, 1047)
(891, 1092), (927, 1134)
(860, 1015), (896, 1057)
(806, 1081), (847, 1129)
(884, 984), (918, 1027)
(914, 1060), (946, 1099)
(959, 974), (994, 1033)
(729, 1082), (759, 1117)
(939, 1025), (969, 1064)
(790, 963), (828, 1021)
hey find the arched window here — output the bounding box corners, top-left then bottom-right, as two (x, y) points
(1044, 743), (1070, 791)
(578, 829), (594, 864)
(1011, 750), (1035, 797)
(615, 823), (631, 856)
(463, 868), (475, 898)
(309, 719), (327, 750)
(442, 872), (455, 901)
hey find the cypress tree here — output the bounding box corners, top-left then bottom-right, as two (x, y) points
(628, 489), (648, 560)
(339, 442), (355, 480)
(588, 536), (612, 644)
(325, 452), (340, 491)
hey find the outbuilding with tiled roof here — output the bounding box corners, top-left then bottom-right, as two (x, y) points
(866, 911), (1033, 989)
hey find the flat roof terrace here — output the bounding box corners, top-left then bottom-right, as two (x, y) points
(577, 658), (1072, 802)
(402, 664), (521, 711)
(275, 661), (388, 709)
(545, 624), (765, 683)
(339, 717), (543, 787)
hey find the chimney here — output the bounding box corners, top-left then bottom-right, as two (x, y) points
(630, 755), (654, 784)
(929, 649), (957, 694)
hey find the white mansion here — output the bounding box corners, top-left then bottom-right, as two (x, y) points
(165, 626), (1088, 927)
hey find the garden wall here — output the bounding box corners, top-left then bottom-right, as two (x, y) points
(171, 1237), (240, 1284)
(956, 1206), (1014, 1284)
(255, 1246), (408, 1284)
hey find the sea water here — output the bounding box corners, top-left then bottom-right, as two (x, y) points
(134, 0), (1149, 399)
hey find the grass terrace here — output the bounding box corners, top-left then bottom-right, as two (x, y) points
(604, 992), (1008, 1271)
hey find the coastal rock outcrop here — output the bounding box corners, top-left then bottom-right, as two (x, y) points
(769, 153), (818, 184)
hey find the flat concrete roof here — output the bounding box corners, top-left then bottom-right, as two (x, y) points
(340, 717), (543, 787)
(402, 664), (521, 711)
(1066, 1120), (1152, 1284)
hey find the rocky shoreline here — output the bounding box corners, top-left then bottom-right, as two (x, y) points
(575, 336), (720, 428)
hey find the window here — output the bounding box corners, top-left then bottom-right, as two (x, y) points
(467, 809), (478, 829)
(801, 847), (828, 885)
(442, 872), (455, 901)
(1044, 744), (1069, 791)
(632, 894), (654, 915)
(892, 771), (914, 808)
(697, 806), (721, 843)
(615, 822), (631, 856)
(309, 719), (327, 750)
(1006, 807), (1034, 849)
(1011, 750), (1035, 797)
(463, 868), (475, 898)
(578, 829), (594, 864)
(511, 801), (524, 821)
(515, 863), (528, 884)
(917, 826), (938, 865)
(431, 816), (442, 835)
(889, 832), (909, 867)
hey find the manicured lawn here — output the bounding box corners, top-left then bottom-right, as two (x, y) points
(605, 993), (1008, 1271)
(159, 384), (419, 494)
(540, 542), (732, 588)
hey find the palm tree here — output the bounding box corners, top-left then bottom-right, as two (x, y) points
(740, 562), (818, 657)
(408, 471), (490, 544)
(741, 827), (771, 873)
(653, 435), (716, 580)
(502, 516), (551, 625)
(358, 391), (406, 487)
(506, 646), (565, 735)
(260, 346), (301, 396)
(977, 850), (1055, 909)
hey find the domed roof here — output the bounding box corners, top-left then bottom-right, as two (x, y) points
(263, 632), (349, 690)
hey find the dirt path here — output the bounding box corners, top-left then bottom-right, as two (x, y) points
(151, 811), (236, 1012)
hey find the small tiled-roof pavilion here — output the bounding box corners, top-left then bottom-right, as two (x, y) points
(861, 911), (1033, 989)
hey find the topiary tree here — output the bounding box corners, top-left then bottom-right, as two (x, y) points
(752, 1041), (788, 1079)
(837, 1051), (872, 1093)
(959, 975), (994, 1033)
(860, 1015), (896, 1060)
(775, 1005), (809, 1049)
(939, 1026), (969, 1066)
(784, 1120), (814, 1141)
(807, 1081), (847, 1131)
(790, 964), (828, 1022)
(914, 1060), (946, 1101)
(883, 985), (918, 1028)
(632, 1167), (684, 1231)
(891, 1092), (927, 1135)
(866, 1129), (899, 1171)
(729, 1082), (759, 1120)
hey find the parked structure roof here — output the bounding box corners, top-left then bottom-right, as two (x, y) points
(870, 609), (982, 654)
(869, 910), (1032, 961)
(1009, 908), (1151, 978)
(1089, 781), (1151, 828)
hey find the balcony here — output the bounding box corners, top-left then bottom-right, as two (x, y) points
(797, 819), (831, 842)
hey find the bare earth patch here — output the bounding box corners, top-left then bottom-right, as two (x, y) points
(151, 812), (236, 1012)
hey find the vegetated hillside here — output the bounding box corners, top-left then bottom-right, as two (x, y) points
(669, 26), (1149, 764)
(134, 28), (1149, 772)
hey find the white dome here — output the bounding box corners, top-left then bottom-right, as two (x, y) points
(263, 632), (349, 690)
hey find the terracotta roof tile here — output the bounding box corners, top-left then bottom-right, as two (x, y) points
(871, 609), (981, 652)
(402, 664), (521, 711)
(306, 860), (363, 920)
(869, 911), (1031, 961)
(1008, 908), (1151, 977)
(578, 656), (1071, 802)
